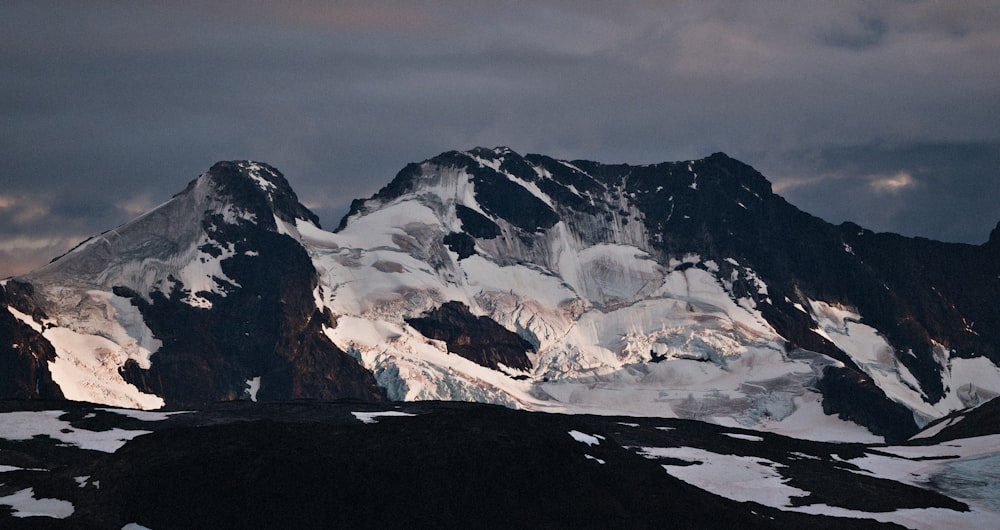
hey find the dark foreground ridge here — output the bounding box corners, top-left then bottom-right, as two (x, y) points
(1, 399), (992, 529)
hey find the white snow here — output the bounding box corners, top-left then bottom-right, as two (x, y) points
(809, 300), (1000, 423)
(910, 415), (965, 440)
(0, 465), (44, 472)
(855, 433), (1000, 472)
(939, 356), (1000, 411)
(0, 410), (152, 452)
(584, 454), (606, 464)
(640, 446), (809, 506)
(826, 435), (1000, 527)
(0, 488), (74, 519)
(43, 326), (165, 410)
(5, 305), (43, 333)
(568, 430), (603, 446)
(7, 287), (164, 411)
(721, 432), (764, 442)
(246, 376), (262, 402)
(351, 410), (417, 424)
(324, 202), (883, 440)
(243, 162), (277, 192)
(173, 238), (241, 308)
(751, 393), (883, 443)
(95, 407), (188, 422)
(640, 441), (1000, 528)
(809, 299), (939, 419)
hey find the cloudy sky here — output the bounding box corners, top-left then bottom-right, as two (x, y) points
(2, 1), (999, 277)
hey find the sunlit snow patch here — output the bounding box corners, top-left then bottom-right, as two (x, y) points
(639, 446), (808, 506)
(5, 303), (165, 410)
(568, 430), (604, 446)
(351, 411), (417, 424)
(807, 299), (972, 421)
(721, 432), (764, 442)
(43, 326), (165, 410)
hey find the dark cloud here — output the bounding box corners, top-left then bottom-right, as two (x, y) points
(767, 141), (1000, 244)
(2, 1), (999, 276)
(819, 15), (888, 49)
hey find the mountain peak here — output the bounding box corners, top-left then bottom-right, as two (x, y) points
(197, 160), (321, 228)
(466, 146), (516, 159)
(695, 152), (773, 197)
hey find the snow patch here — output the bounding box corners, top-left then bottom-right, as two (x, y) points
(243, 161), (278, 193)
(352, 410), (417, 424)
(246, 376), (261, 402)
(568, 430), (603, 446)
(910, 415), (965, 440)
(5, 305), (43, 333)
(640, 446), (808, 506)
(721, 432), (764, 442)
(0, 488), (74, 519)
(96, 407), (189, 422)
(44, 325), (165, 410)
(809, 299), (939, 419)
(0, 410), (152, 452)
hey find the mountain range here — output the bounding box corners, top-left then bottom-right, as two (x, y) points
(3, 147), (1000, 445)
(2, 398), (999, 527)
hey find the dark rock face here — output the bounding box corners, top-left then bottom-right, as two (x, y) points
(815, 366), (920, 444)
(454, 204), (501, 239)
(442, 232), (476, 260)
(0, 283), (63, 400)
(112, 162), (385, 407)
(913, 393), (1000, 443)
(466, 163), (560, 234)
(406, 301), (534, 371)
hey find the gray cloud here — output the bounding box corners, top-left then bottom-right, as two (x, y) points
(2, 1), (999, 276)
(819, 15), (888, 49)
(766, 141), (1000, 244)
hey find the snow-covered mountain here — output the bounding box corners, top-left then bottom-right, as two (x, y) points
(3, 148), (1000, 443)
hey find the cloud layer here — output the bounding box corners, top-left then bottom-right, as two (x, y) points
(2, 1), (999, 276)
